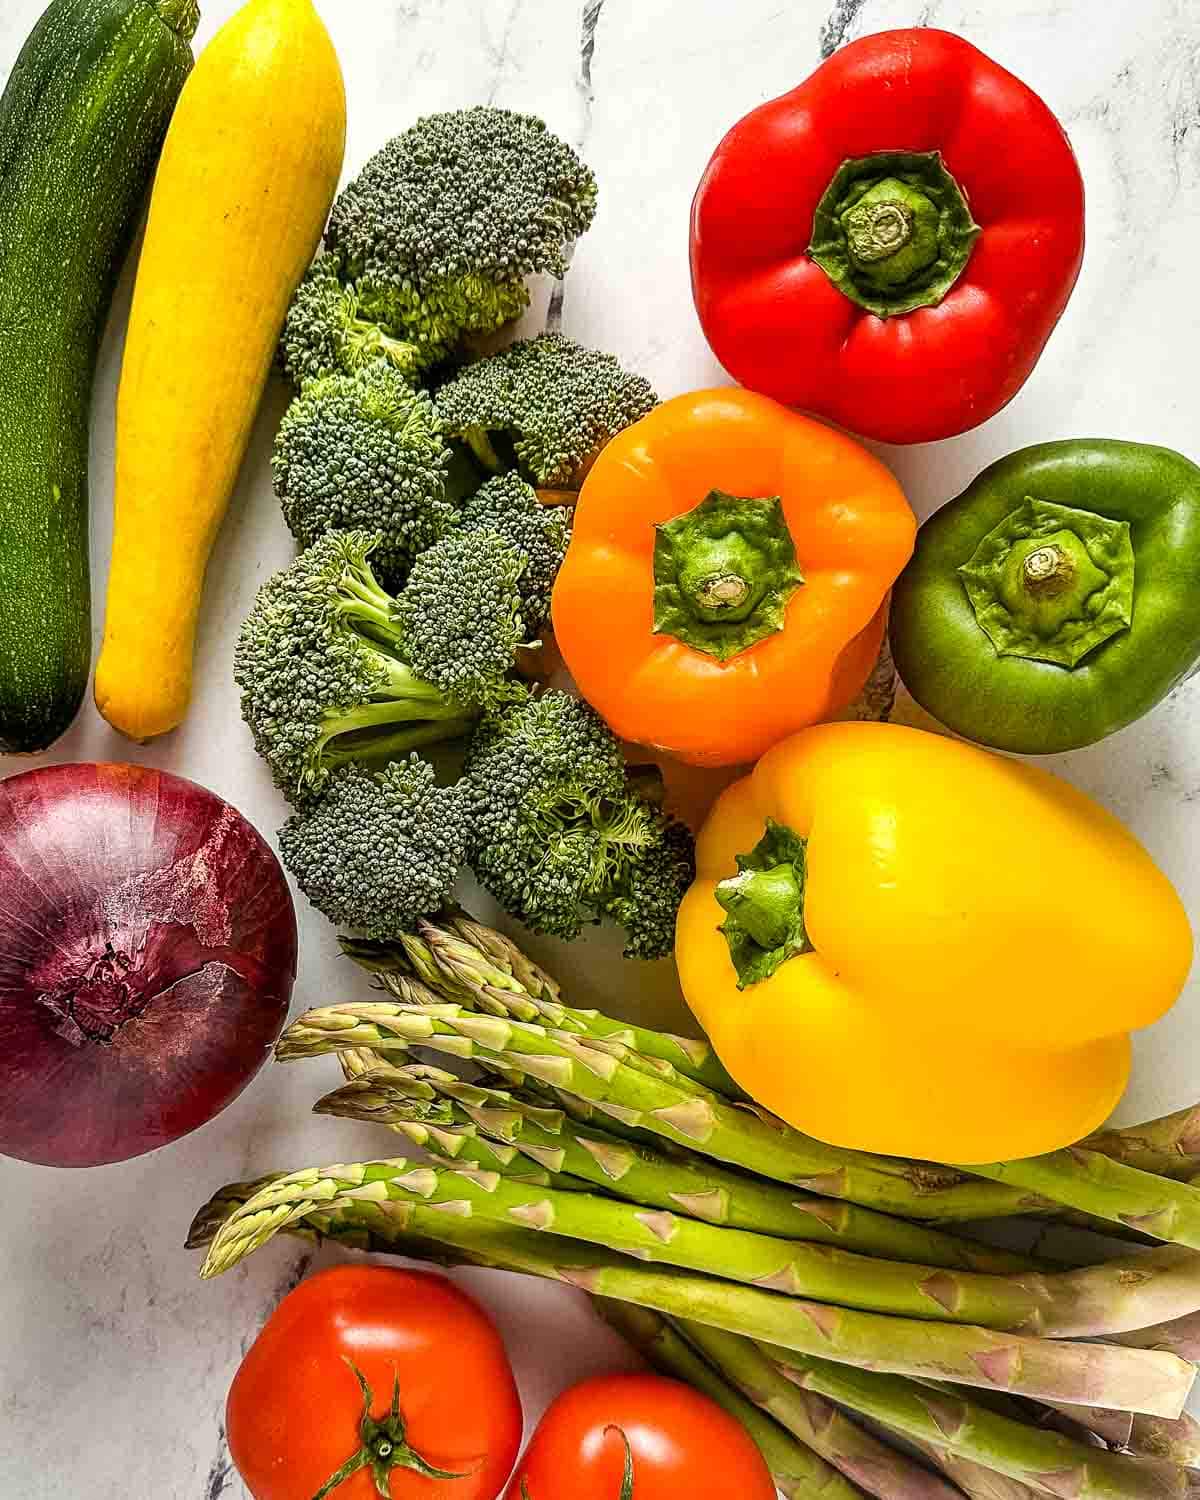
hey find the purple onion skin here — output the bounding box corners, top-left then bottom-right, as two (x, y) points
(0, 763), (298, 1168)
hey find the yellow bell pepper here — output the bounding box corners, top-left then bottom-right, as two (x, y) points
(676, 722), (1193, 1164)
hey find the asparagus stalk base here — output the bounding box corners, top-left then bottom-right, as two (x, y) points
(761, 1344), (1190, 1500)
(964, 1153), (1200, 1251)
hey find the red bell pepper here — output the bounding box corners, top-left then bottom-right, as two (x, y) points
(689, 30), (1085, 445)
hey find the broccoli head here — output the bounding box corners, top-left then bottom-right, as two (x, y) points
(436, 333), (658, 493)
(280, 108), (598, 383)
(234, 530), (530, 805)
(279, 758), (470, 937)
(272, 362), (461, 587)
(463, 691), (695, 959)
(459, 471), (571, 629)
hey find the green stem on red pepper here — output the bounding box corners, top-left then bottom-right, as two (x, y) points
(809, 150), (980, 317)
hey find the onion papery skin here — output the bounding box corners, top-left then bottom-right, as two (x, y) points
(0, 763), (297, 1167)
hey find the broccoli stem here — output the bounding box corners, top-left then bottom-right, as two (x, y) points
(337, 567), (401, 644)
(347, 313), (423, 376)
(369, 656), (461, 707)
(462, 425), (504, 474)
(319, 696), (470, 747)
(446, 444), (487, 504)
(320, 718), (479, 773)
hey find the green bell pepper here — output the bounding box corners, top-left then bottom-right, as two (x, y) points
(890, 439), (1200, 753)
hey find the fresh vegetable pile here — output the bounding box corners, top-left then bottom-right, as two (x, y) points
(191, 907), (1200, 1500)
(237, 106), (694, 959)
(4, 5), (1200, 1499)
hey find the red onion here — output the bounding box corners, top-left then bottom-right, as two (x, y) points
(0, 763), (297, 1167)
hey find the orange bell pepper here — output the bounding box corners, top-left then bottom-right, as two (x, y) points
(551, 389), (915, 767)
(677, 722), (1193, 1164)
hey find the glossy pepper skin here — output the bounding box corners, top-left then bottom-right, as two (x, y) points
(676, 723), (1192, 1164)
(891, 440), (1200, 754)
(690, 30), (1084, 445)
(551, 388), (915, 767)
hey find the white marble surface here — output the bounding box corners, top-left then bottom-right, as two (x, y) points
(2, 0), (1200, 1494)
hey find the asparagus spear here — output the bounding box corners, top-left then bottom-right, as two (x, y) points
(667, 1318), (964, 1500)
(186, 1174), (290, 1251)
(345, 1092), (578, 1190)
(964, 1153), (1200, 1250)
(1113, 1313), (1200, 1363)
(344, 919), (749, 1099)
(1120, 1415), (1200, 1468)
(592, 1299), (867, 1500)
(196, 1161), (1195, 1415)
(276, 1001), (1044, 1221)
(1035, 1401), (1134, 1451)
(918, 1444), (1044, 1500)
(1082, 1110), (1200, 1181)
(1045, 1406), (1200, 1468)
(656, 1320), (1039, 1500)
(759, 1345), (1190, 1500)
(318, 1063), (1038, 1273)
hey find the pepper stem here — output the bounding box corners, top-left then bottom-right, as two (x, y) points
(809, 150), (980, 317)
(958, 498), (1135, 669)
(653, 491), (804, 662)
(715, 864), (802, 952)
(1022, 544), (1075, 598)
(716, 819), (813, 989)
(696, 572), (751, 610)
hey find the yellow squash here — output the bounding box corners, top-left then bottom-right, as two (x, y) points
(95, 0), (346, 740)
(677, 722), (1193, 1164)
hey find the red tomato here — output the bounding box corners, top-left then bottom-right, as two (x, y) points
(227, 1265), (522, 1500)
(504, 1373), (777, 1500)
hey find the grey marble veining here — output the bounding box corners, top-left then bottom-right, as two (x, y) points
(2, 1), (1200, 1494)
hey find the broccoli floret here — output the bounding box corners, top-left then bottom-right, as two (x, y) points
(279, 255), (429, 386)
(459, 471), (571, 629)
(272, 363), (461, 587)
(436, 333), (658, 492)
(463, 691), (695, 959)
(601, 819), (698, 962)
(234, 530), (529, 804)
(396, 527), (529, 710)
(279, 758), (470, 936)
(280, 109), (597, 383)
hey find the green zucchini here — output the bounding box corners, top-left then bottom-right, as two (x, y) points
(0, 0), (197, 751)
